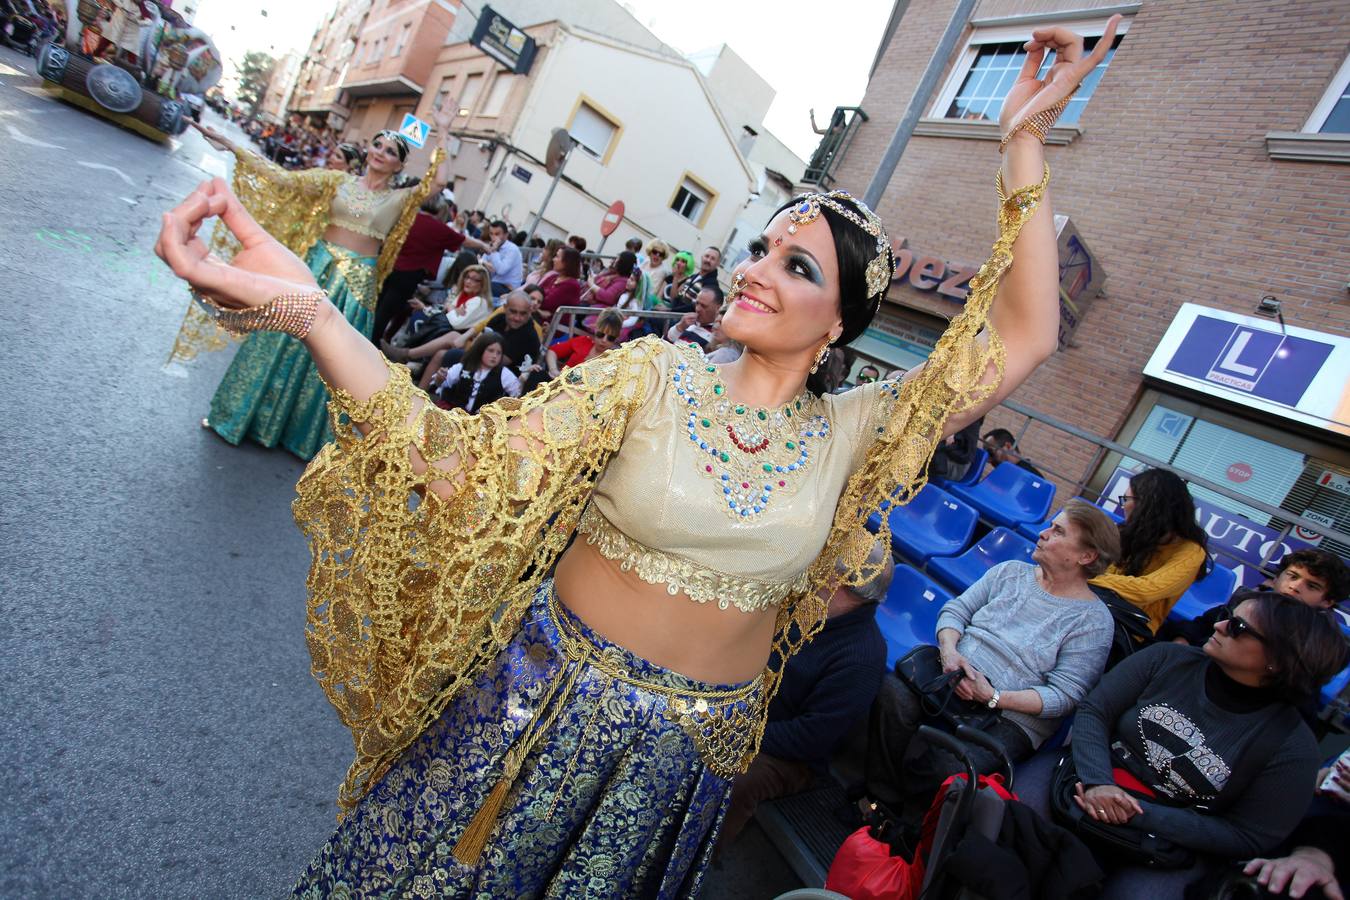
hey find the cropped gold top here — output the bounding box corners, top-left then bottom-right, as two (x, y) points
(328, 175), (413, 240)
(579, 340), (893, 612)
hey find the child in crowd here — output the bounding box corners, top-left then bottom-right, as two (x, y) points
(1160, 548), (1349, 646)
(427, 331), (521, 414)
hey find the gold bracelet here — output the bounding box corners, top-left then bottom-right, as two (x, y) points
(999, 85), (1079, 153)
(193, 289), (326, 340)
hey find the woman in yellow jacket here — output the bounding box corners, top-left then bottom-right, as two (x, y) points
(1091, 468), (1210, 632)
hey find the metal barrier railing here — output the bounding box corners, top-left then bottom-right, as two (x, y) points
(542, 305), (685, 348)
(989, 396), (1349, 576)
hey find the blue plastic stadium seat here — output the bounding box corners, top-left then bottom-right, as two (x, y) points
(875, 484), (979, 565)
(1165, 563), (1239, 624)
(932, 448), (989, 489)
(948, 462), (1056, 528)
(1319, 664), (1350, 727)
(926, 527), (1036, 594)
(875, 565), (954, 668)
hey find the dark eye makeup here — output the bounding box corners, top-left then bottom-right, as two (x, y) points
(747, 236), (822, 284)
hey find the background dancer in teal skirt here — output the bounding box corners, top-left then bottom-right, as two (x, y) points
(170, 114), (452, 459)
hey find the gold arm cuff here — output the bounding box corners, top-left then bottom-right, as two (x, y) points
(193, 290), (326, 340)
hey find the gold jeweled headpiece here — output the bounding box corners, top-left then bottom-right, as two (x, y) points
(786, 190), (893, 299)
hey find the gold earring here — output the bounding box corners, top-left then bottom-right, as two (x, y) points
(810, 342), (831, 374)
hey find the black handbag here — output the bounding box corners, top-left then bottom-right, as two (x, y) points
(894, 644), (999, 732)
(1090, 585), (1155, 671)
(1049, 704), (1302, 869)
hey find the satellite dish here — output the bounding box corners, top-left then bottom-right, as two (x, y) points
(545, 127), (574, 177)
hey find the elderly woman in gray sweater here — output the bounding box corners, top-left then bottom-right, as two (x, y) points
(866, 499), (1120, 814)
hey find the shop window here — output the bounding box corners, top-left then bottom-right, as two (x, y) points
(1118, 399), (1349, 562)
(670, 176), (710, 223)
(568, 100), (620, 161)
(933, 18), (1128, 126)
(480, 74), (515, 118)
(1304, 53), (1350, 133)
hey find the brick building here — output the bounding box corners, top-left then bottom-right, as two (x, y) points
(820, 0), (1350, 563)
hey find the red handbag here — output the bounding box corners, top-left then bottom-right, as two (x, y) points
(825, 826), (922, 900)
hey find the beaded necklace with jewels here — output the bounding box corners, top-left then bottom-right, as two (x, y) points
(339, 175), (391, 219)
(671, 355), (829, 521)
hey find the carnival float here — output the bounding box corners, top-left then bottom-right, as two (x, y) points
(37, 0), (220, 141)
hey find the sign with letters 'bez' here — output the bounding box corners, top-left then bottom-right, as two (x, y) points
(889, 215), (1104, 350)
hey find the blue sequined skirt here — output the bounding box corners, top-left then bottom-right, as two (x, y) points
(206, 240), (377, 460)
(292, 582), (762, 899)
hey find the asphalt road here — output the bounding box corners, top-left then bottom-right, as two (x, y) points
(0, 45), (797, 899)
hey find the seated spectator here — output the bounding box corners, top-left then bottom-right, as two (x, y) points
(1162, 549), (1349, 647)
(383, 265), (493, 368)
(856, 364), (881, 384)
(480, 219), (524, 299)
(427, 331), (521, 413)
(982, 427), (1043, 476)
(523, 284), (546, 316)
(641, 239), (672, 307)
(415, 288), (542, 388)
(661, 251), (697, 310)
(589, 251), (638, 307)
(624, 236), (645, 266)
(1240, 750), (1348, 900)
(718, 541), (892, 850)
(666, 287), (720, 349)
(525, 309), (624, 392)
(567, 234), (587, 253)
(535, 247), (585, 325)
(1012, 592), (1348, 899)
(865, 500), (1120, 815)
(374, 195), (488, 344)
(667, 246), (723, 311)
(525, 238), (564, 287)
(1090, 468), (1210, 632)
(416, 292), (542, 391)
(704, 315), (742, 364)
(928, 417), (984, 482)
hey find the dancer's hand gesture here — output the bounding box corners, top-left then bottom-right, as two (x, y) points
(190, 121), (235, 153)
(155, 178), (318, 310)
(1000, 14), (1121, 139)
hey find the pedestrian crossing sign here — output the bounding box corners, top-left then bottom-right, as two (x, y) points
(398, 113), (430, 149)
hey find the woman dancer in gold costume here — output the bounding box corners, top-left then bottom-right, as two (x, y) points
(155, 20), (1118, 898)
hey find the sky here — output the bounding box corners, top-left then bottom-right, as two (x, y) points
(190, 0), (896, 161)
(618, 0), (895, 160)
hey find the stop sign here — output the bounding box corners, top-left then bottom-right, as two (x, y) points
(1227, 462), (1253, 483)
(600, 200), (625, 237)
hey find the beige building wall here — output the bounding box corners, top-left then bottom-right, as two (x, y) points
(403, 24), (754, 256)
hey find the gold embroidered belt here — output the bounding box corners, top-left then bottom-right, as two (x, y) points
(576, 503), (808, 613)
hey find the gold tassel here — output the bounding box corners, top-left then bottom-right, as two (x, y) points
(452, 775), (513, 866)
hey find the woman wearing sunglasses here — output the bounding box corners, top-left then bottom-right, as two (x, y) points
(1019, 590), (1348, 897)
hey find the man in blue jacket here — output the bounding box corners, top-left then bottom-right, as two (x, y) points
(718, 543), (891, 848)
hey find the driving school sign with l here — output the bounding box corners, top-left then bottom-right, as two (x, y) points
(399, 113), (430, 149)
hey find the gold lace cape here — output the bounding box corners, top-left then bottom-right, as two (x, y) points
(294, 168), (1049, 812)
(167, 148), (444, 364)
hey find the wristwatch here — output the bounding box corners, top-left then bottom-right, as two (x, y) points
(986, 688), (1001, 710)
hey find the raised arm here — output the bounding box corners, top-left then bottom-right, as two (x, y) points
(914, 16), (1122, 438)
